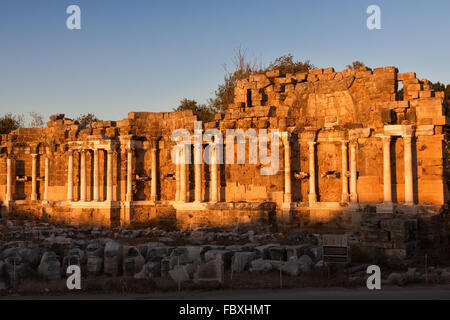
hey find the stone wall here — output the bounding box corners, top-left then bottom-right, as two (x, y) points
(0, 66), (448, 242)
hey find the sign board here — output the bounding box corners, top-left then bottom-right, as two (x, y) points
(322, 234), (350, 264)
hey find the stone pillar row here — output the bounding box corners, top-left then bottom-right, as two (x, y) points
(2, 133), (416, 206)
(381, 135), (414, 206)
(3, 144), (151, 204)
(282, 136), (414, 207)
(65, 145), (157, 203)
(4, 153), (50, 203)
(175, 143), (219, 204)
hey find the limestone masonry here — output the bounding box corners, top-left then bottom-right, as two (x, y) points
(0, 65), (449, 258)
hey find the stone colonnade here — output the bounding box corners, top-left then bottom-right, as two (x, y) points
(379, 125), (427, 208)
(174, 142), (219, 204)
(65, 139), (158, 204)
(4, 151), (52, 203)
(278, 125), (422, 208)
(1, 125), (430, 207)
(66, 147), (119, 202)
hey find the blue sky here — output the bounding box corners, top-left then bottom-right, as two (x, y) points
(1, 0), (449, 122)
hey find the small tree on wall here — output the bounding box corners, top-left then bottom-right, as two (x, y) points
(29, 112), (45, 128)
(0, 113), (24, 134)
(208, 48), (314, 113)
(173, 99), (217, 123)
(76, 113), (101, 128)
(346, 61), (368, 70)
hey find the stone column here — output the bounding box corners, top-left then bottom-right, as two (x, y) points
(106, 149), (113, 202)
(403, 135), (414, 205)
(93, 149), (99, 201)
(126, 148), (134, 202)
(308, 142), (317, 204)
(6, 158), (13, 202)
(31, 154), (38, 201)
(180, 144), (187, 202)
(149, 147), (157, 202)
(175, 148), (180, 202)
(382, 136), (393, 204)
(194, 143), (202, 202)
(282, 133), (292, 204)
(44, 155), (49, 202)
(350, 140), (358, 204)
(210, 145), (218, 203)
(80, 151), (87, 201)
(67, 151), (73, 201)
(341, 141), (349, 203)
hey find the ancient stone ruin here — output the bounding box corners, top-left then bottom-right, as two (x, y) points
(0, 65), (449, 259)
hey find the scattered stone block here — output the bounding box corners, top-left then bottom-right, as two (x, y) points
(123, 246), (145, 277)
(104, 241), (123, 276)
(232, 252), (256, 273)
(38, 252), (61, 280)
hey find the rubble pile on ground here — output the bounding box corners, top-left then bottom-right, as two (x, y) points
(0, 220), (449, 291)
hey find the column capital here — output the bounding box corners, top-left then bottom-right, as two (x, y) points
(149, 138), (160, 149)
(126, 146), (135, 153)
(280, 132), (291, 146)
(403, 135), (413, 142)
(44, 147), (52, 158)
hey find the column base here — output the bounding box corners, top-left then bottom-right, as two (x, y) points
(1, 200), (14, 218)
(283, 194), (292, 204)
(121, 202), (133, 227)
(348, 202), (360, 211)
(281, 202), (295, 211)
(376, 203), (394, 214)
(341, 193), (350, 203)
(3, 200), (14, 211)
(308, 194), (317, 205)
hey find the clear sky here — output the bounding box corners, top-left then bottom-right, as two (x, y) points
(1, 0), (449, 123)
